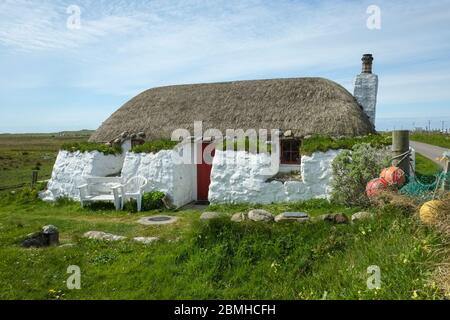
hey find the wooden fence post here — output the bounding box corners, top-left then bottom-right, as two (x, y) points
(442, 158), (449, 191)
(31, 170), (38, 188)
(392, 130), (410, 176)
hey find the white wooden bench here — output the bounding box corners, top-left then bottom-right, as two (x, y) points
(77, 177), (123, 210)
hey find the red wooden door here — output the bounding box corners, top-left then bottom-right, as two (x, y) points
(197, 143), (215, 201)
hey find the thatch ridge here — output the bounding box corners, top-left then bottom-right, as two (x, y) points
(90, 77), (375, 142)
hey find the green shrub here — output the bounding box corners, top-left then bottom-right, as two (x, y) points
(14, 187), (40, 204)
(131, 140), (178, 153)
(302, 134), (391, 155)
(142, 191), (166, 210)
(123, 191), (166, 212)
(331, 143), (391, 207)
(61, 142), (122, 155)
(217, 137), (272, 153)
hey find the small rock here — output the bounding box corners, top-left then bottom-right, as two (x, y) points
(133, 237), (159, 244)
(275, 212), (309, 223)
(200, 212), (224, 220)
(120, 131), (129, 138)
(231, 212), (247, 222)
(312, 214), (349, 224)
(248, 209), (274, 222)
(351, 211), (374, 222)
(324, 213), (349, 224)
(283, 130), (293, 137)
(22, 233), (47, 248)
(58, 243), (75, 248)
(83, 231), (126, 241)
(42, 225), (59, 246)
(42, 225), (58, 234)
(22, 225), (59, 248)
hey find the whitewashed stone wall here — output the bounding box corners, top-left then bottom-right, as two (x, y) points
(121, 150), (196, 208)
(40, 151), (124, 201)
(208, 149), (343, 204)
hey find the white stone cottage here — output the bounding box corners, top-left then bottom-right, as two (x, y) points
(41, 55), (379, 207)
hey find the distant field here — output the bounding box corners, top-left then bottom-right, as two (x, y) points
(0, 134), (90, 191)
(410, 132), (450, 149)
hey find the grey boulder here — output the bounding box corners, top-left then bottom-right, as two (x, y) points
(83, 231), (126, 241)
(200, 212), (224, 220)
(248, 209), (274, 222)
(275, 212), (309, 223)
(351, 211), (375, 222)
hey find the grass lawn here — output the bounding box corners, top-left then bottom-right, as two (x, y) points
(411, 132), (450, 149)
(415, 152), (443, 177)
(0, 134), (447, 300)
(0, 196), (445, 300)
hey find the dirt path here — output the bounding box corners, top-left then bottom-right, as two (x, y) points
(410, 141), (449, 168)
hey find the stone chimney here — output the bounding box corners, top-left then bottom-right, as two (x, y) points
(354, 54), (378, 127)
(361, 53), (373, 73)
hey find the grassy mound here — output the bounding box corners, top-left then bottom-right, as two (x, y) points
(131, 140), (178, 153)
(301, 134), (391, 155)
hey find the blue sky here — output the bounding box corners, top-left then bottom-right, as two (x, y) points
(0, 0), (449, 133)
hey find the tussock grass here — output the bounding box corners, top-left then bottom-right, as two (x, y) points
(301, 134), (391, 155)
(61, 142), (122, 155)
(0, 194), (445, 300)
(130, 140), (178, 154)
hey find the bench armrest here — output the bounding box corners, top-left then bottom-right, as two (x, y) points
(77, 184), (89, 199)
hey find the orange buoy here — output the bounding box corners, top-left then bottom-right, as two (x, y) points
(380, 166), (406, 187)
(366, 177), (388, 197)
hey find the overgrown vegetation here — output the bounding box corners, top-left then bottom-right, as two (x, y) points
(61, 142), (122, 155)
(301, 134), (391, 155)
(411, 132), (450, 149)
(216, 137), (272, 153)
(131, 140), (178, 153)
(124, 191), (166, 212)
(331, 143), (391, 207)
(143, 191), (166, 210)
(0, 193), (445, 299)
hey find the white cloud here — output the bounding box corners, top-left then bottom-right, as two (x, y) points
(0, 0), (450, 132)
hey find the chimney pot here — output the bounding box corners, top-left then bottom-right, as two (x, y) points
(361, 54), (373, 74)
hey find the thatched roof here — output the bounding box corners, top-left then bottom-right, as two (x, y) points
(90, 77), (375, 142)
